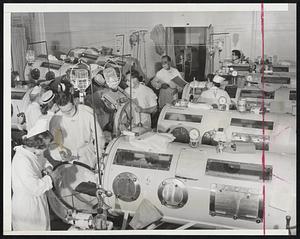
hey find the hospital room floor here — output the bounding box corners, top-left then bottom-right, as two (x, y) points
(49, 208), (206, 230)
(49, 208), (70, 230)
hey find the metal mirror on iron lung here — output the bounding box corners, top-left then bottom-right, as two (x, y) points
(75, 181), (98, 197)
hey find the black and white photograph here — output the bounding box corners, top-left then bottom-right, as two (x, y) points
(3, 3), (297, 235)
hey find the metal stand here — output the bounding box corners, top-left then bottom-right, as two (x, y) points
(285, 215), (296, 235)
(72, 59), (114, 230)
(175, 221), (197, 230)
(136, 31), (140, 61)
(121, 211), (129, 230)
(140, 30), (148, 78)
(116, 34), (125, 74)
(129, 64), (133, 131)
(70, 59), (102, 186)
(94, 188), (113, 230)
(146, 221), (164, 230)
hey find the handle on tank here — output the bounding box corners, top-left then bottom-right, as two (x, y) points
(285, 215), (296, 235)
(286, 215), (292, 235)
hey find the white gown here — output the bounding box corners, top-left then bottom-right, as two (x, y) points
(11, 146), (53, 231)
(25, 102), (43, 131)
(49, 104), (104, 168)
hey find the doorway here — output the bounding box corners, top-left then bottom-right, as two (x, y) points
(172, 27), (208, 82)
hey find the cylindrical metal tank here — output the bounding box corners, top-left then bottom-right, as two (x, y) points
(235, 86), (296, 114)
(102, 134), (296, 230)
(157, 105), (296, 154)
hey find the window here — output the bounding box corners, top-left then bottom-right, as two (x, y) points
(230, 118), (274, 130)
(231, 64), (250, 72)
(240, 90), (275, 99)
(11, 91), (26, 100)
(164, 112), (203, 123)
(273, 66), (289, 72)
(113, 149), (173, 171)
(206, 159), (273, 181)
(40, 62), (62, 70)
(189, 88), (203, 95)
(264, 76), (290, 85)
(232, 132), (270, 151)
(289, 90), (296, 101)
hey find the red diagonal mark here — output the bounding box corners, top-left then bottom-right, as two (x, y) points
(261, 2), (266, 235)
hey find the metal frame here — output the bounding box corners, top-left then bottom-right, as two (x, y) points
(112, 172), (141, 202)
(26, 40), (50, 72)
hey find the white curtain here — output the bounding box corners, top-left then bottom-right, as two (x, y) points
(11, 27), (27, 81)
(128, 31), (148, 82)
(29, 13), (46, 55)
(165, 27), (176, 67)
(150, 24), (165, 56)
(205, 24), (214, 76)
(11, 13), (46, 81)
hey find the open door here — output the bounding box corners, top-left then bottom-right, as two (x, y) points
(170, 26), (210, 82)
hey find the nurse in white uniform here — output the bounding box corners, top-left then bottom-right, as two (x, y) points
(11, 118), (61, 231)
(200, 75), (231, 109)
(40, 90), (60, 117)
(49, 81), (105, 168)
(24, 85), (43, 131)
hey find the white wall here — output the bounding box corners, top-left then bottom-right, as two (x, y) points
(42, 5), (296, 78)
(44, 13), (72, 54)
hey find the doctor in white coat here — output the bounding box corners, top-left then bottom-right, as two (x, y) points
(151, 55), (185, 109)
(11, 118), (61, 231)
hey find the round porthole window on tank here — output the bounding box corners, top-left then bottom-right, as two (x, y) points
(157, 178), (188, 209)
(112, 172), (141, 202)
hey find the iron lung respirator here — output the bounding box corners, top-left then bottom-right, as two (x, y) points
(47, 133), (296, 231)
(102, 135), (296, 230)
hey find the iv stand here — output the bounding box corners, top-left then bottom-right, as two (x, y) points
(68, 59), (114, 230)
(116, 34), (125, 75)
(70, 61), (88, 104)
(74, 59), (102, 187)
(129, 63), (133, 131)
